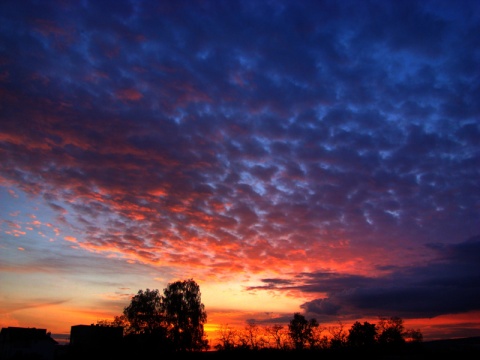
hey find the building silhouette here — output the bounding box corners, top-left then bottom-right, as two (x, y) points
(70, 324), (123, 350)
(0, 326), (58, 360)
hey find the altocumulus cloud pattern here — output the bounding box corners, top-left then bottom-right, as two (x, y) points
(0, 0), (479, 337)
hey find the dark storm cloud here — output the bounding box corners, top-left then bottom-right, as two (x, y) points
(1, 0), (479, 278)
(250, 236), (480, 320)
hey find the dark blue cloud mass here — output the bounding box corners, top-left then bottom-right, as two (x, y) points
(249, 236), (480, 319)
(0, 0), (479, 323)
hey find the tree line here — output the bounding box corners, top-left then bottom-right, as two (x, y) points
(215, 313), (423, 352)
(93, 278), (423, 354)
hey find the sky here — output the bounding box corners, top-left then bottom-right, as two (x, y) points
(0, 0), (479, 343)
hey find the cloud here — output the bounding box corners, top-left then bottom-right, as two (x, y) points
(64, 236), (77, 243)
(0, 298), (70, 314)
(249, 236), (480, 320)
(0, 0), (479, 313)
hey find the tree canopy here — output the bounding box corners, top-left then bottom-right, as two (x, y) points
(377, 316), (405, 347)
(117, 279), (208, 352)
(162, 279), (209, 351)
(288, 312), (319, 350)
(122, 288), (163, 335)
(348, 321), (377, 348)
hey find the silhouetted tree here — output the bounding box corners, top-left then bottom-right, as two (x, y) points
(377, 316), (405, 347)
(117, 279), (208, 353)
(404, 328), (423, 343)
(241, 320), (264, 350)
(348, 321), (378, 348)
(265, 324), (288, 350)
(288, 313), (319, 350)
(215, 324), (239, 351)
(161, 279), (209, 351)
(123, 288), (163, 335)
(112, 314), (129, 334)
(328, 322), (348, 349)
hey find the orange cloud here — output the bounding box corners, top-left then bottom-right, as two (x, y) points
(64, 236), (77, 243)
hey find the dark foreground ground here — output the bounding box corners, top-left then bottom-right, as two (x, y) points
(53, 337), (480, 360)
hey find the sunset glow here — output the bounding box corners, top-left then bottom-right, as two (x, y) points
(1, 0), (479, 345)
